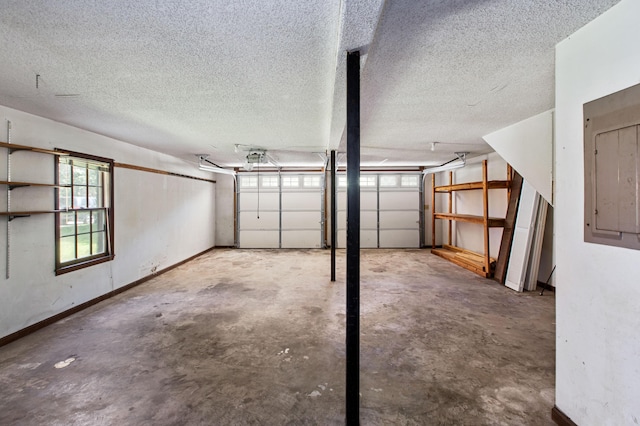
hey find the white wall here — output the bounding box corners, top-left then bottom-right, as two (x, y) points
(0, 106), (216, 339)
(215, 173), (236, 247)
(555, 1), (640, 424)
(435, 152), (508, 258)
(483, 110), (554, 205)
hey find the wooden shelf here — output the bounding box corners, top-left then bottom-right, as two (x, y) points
(434, 180), (510, 192)
(0, 210), (65, 221)
(0, 141), (68, 156)
(0, 181), (70, 190)
(431, 160), (511, 278)
(434, 213), (506, 227)
(432, 245), (496, 278)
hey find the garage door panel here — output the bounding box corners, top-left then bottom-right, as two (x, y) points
(379, 230), (419, 248)
(379, 192), (419, 210)
(338, 230), (377, 248)
(240, 211), (279, 229)
(337, 211), (377, 229)
(239, 231), (279, 248)
(361, 230), (377, 248)
(282, 192), (320, 210)
(282, 230), (321, 248)
(360, 211), (377, 228)
(379, 211), (419, 228)
(361, 191), (377, 206)
(240, 193), (280, 210)
(282, 211), (320, 229)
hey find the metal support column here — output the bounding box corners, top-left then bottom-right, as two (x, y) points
(345, 49), (360, 425)
(331, 150), (336, 282)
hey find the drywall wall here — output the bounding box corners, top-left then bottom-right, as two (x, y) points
(215, 173), (236, 247)
(439, 152), (508, 258)
(0, 105), (216, 340)
(483, 110), (554, 205)
(555, 1), (640, 424)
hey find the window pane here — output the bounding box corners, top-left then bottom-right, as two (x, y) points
(282, 176), (299, 187)
(59, 187), (71, 209)
(77, 233), (91, 258)
(338, 176), (347, 187)
(360, 176), (376, 187)
(240, 176), (257, 188)
(60, 236), (76, 263)
(88, 169), (100, 186)
(401, 175), (419, 187)
(303, 176), (321, 187)
(92, 210), (105, 232)
(77, 211), (91, 233)
(92, 231), (106, 254)
(380, 175), (397, 187)
(73, 186), (87, 208)
(73, 165), (87, 185)
(262, 176), (278, 187)
(60, 213), (75, 236)
(88, 187), (102, 208)
(59, 163), (72, 185)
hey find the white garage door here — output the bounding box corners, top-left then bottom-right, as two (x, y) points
(238, 173), (324, 248)
(337, 173), (421, 248)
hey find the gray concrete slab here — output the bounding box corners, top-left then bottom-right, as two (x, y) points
(0, 249), (555, 425)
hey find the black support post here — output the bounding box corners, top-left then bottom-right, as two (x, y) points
(345, 49), (360, 425)
(331, 150), (337, 282)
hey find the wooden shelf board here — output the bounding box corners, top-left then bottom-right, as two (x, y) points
(434, 180), (510, 192)
(0, 210), (65, 216)
(434, 213), (505, 227)
(0, 181), (70, 189)
(432, 245), (496, 278)
(0, 141), (68, 156)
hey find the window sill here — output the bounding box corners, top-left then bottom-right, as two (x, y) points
(55, 254), (114, 276)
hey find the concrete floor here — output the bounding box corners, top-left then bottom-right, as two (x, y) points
(0, 249), (555, 425)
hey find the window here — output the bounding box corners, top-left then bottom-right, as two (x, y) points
(401, 175), (419, 187)
(360, 175), (377, 187)
(338, 176), (347, 187)
(303, 176), (321, 187)
(240, 176), (258, 188)
(282, 176), (300, 187)
(380, 175), (398, 187)
(56, 152), (114, 274)
(262, 176), (279, 187)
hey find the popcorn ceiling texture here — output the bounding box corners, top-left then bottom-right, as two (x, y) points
(0, 0), (620, 167)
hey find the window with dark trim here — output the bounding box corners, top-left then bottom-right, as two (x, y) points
(55, 151), (114, 274)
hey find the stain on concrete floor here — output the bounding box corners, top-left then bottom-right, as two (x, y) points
(0, 249), (555, 425)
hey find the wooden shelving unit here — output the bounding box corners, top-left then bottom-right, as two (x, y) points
(431, 160), (511, 278)
(0, 141), (69, 220)
(1, 137), (68, 277)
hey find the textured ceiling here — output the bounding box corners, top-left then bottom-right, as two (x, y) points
(0, 0), (621, 169)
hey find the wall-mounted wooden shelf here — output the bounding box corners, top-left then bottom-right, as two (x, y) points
(0, 181), (70, 190)
(0, 210), (66, 221)
(431, 160), (511, 278)
(0, 141), (68, 156)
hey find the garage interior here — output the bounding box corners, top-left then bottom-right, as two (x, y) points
(1, 1), (639, 425)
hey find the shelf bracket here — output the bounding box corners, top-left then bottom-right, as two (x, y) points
(8, 214), (30, 222)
